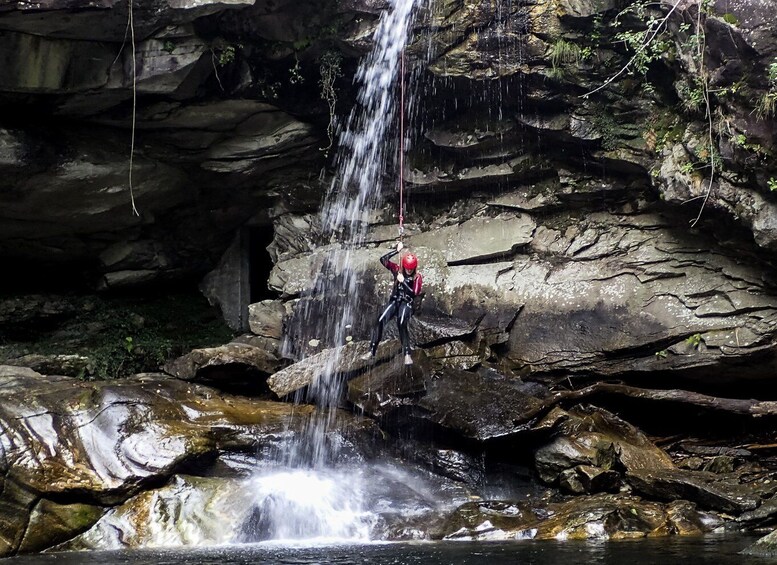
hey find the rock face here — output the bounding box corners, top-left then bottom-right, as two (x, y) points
(0, 0), (329, 288)
(1, 0), (777, 385)
(271, 205), (777, 384)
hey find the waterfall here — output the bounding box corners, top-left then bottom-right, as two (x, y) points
(244, 0), (422, 543)
(288, 0), (420, 466)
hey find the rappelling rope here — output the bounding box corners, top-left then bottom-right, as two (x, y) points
(398, 48), (406, 241)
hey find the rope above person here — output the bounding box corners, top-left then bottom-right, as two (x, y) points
(398, 48), (406, 238)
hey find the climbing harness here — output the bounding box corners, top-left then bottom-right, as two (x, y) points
(398, 49), (406, 240)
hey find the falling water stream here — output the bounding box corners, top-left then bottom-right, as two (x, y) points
(244, 0), (429, 543)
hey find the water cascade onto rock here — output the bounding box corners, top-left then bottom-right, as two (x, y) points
(244, 0), (423, 542)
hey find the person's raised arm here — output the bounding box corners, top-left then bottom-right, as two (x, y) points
(380, 241), (403, 273)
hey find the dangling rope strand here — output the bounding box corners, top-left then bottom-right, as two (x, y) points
(398, 48), (406, 240)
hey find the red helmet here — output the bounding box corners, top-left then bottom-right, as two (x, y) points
(402, 253), (418, 272)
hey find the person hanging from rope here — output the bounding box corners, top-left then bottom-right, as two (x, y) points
(368, 241), (423, 365)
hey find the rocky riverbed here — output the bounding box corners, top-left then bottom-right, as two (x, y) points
(2, 0), (777, 557)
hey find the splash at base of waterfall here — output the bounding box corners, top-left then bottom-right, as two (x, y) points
(233, 461), (472, 545)
(59, 458), (490, 550)
(238, 469), (376, 543)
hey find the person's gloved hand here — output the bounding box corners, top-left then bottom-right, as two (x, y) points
(396, 273), (405, 283)
(396, 241), (404, 252)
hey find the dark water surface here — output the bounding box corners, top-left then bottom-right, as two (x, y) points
(0, 536), (765, 564)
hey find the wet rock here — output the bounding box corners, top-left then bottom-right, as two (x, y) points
(414, 368), (546, 441)
(164, 342), (282, 392)
(737, 498), (777, 529)
(743, 528), (777, 557)
(442, 493), (715, 541)
(268, 340), (401, 398)
(0, 366), (374, 555)
(534, 406), (674, 486)
(424, 340), (481, 370)
(422, 449), (486, 485)
(19, 500), (104, 554)
(558, 465), (620, 495)
(627, 469), (761, 514)
(347, 350), (427, 418)
(60, 475), (249, 550)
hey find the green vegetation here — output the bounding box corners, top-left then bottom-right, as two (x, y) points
(0, 292), (234, 380)
(685, 333), (703, 349)
(721, 13), (739, 25)
(769, 177), (777, 192)
(756, 92), (777, 121)
(756, 57), (777, 120)
(549, 39), (582, 79)
(551, 39), (582, 67)
(216, 44), (237, 66)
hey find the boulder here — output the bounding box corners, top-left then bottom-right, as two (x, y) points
(248, 300), (286, 340)
(163, 342), (282, 392)
(267, 339), (401, 398)
(534, 406), (675, 486)
(627, 469), (763, 514)
(558, 465), (620, 495)
(744, 528), (777, 557)
(442, 494), (718, 541)
(60, 475), (248, 550)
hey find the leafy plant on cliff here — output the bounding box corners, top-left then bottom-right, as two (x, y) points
(584, 0), (721, 227)
(207, 40), (244, 91)
(755, 58), (777, 121)
(548, 39), (582, 79)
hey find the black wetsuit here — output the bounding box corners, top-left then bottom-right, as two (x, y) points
(370, 249), (423, 356)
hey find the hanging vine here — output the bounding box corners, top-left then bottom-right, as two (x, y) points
(318, 51), (342, 158)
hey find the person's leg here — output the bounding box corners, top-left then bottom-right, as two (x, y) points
(371, 301), (397, 355)
(397, 303), (413, 364)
